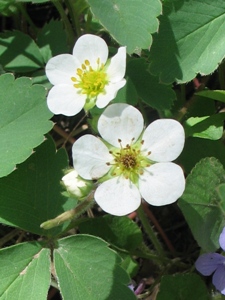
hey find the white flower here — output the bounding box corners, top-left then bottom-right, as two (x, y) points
(45, 34), (126, 116)
(62, 169), (93, 199)
(72, 103), (185, 216)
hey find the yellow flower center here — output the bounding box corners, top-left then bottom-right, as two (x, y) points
(71, 58), (108, 100)
(107, 139), (152, 184)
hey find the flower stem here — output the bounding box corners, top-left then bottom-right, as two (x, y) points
(51, 0), (75, 49)
(137, 204), (166, 259)
(85, 9), (92, 34)
(40, 191), (94, 230)
(135, 242), (170, 265)
(64, 0), (81, 37)
(17, 3), (38, 35)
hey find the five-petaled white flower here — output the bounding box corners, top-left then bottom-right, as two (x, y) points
(72, 103), (185, 216)
(45, 34), (126, 116)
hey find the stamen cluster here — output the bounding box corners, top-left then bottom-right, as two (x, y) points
(108, 139), (151, 183)
(71, 59), (108, 99)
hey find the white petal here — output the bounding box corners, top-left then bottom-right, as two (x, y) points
(96, 79), (126, 108)
(73, 34), (108, 69)
(98, 103), (144, 147)
(95, 176), (141, 216)
(72, 135), (112, 180)
(106, 47), (126, 82)
(139, 163), (185, 206)
(47, 85), (86, 116)
(142, 119), (185, 162)
(45, 54), (80, 85)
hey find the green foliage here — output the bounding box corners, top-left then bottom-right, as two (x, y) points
(197, 90), (225, 103)
(156, 274), (210, 300)
(0, 31), (44, 72)
(37, 20), (69, 63)
(1, 0), (225, 298)
(0, 242), (51, 299)
(0, 137), (76, 236)
(127, 58), (176, 110)
(179, 138), (225, 174)
(79, 215), (143, 251)
(86, 0), (162, 54)
(0, 0), (18, 16)
(184, 114), (225, 140)
(186, 94), (216, 117)
(149, 0), (225, 83)
(54, 235), (136, 300)
(112, 77), (138, 106)
(18, 0), (49, 2)
(0, 74), (53, 177)
(119, 253), (139, 277)
(178, 157), (225, 252)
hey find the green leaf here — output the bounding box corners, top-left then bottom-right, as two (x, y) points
(217, 184), (225, 203)
(184, 114), (225, 140)
(178, 157), (225, 251)
(37, 19), (69, 63)
(0, 242), (51, 300)
(79, 215), (143, 252)
(156, 274), (209, 300)
(119, 253), (139, 278)
(70, 0), (89, 18)
(17, 0), (49, 3)
(54, 235), (136, 300)
(30, 69), (51, 87)
(112, 77), (138, 106)
(0, 0), (18, 16)
(179, 137), (225, 174)
(149, 0), (225, 83)
(0, 73), (53, 177)
(0, 136), (76, 236)
(86, 0), (162, 54)
(186, 94), (216, 118)
(127, 58), (176, 110)
(0, 31), (44, 72)
(197, 90), (225, 103)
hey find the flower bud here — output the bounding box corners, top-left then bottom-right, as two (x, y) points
(62, 169), (93, 199)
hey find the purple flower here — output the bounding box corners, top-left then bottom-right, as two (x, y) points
(195, 227), (225, 295)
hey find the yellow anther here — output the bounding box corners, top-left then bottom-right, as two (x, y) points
(77, 68), (83, 76)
